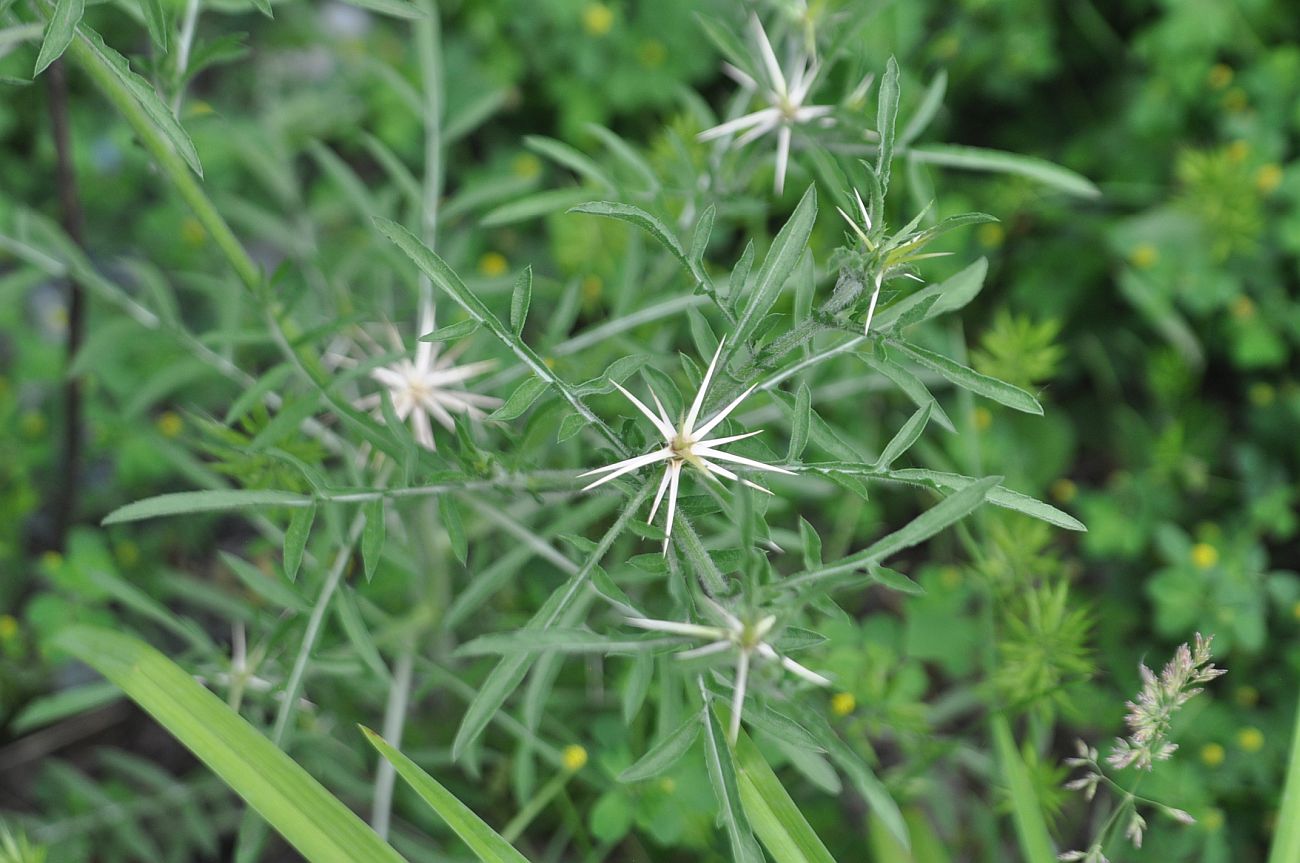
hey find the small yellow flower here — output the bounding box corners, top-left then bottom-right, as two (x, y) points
(1237, 727), (1264, 753)
(1230, 295), (1255, 319)
(1227, 140), (1250, 162)
(658, 777), (676, 793)
(581, 275), (603, 303)
(1201, 742), (1225, 767)
(115, 541), (141, 568)
(20, 410), (46, 438)
(973, 406), (992, 431)
(562, 744), (589, 771)
(831, 692), (856, 716)
(1207, 63), (1233, 90)
(1050, 478), (1077, 504)
(1292, 600), (1300, 621)
(512, 153), (542, 180)
(1203, 808), (1224, 831)
(0, 615), (18, 641)
(977, 222), (1004, 249)
(1235, 685), (1259, 708)
(1256, 163), (1284, 195)
(189, 100), (215, 117)
(41, 550), (63, 570)
(478, 252), (509, 278)
(1222, 88), (1248, 113)
(1249, 383), (1275, 406)
(1129, 243), (1159, 269)
(582, 3), (614, 36)
(637, 39), (666, 68)
(933, 33), (959, 60)
(156, 411), (184, 438)
(1190, 543), (1219, 569)
(181, 217), (207, 246)
(939, 566), (962, 590)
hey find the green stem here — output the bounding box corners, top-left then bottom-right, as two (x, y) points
(1268, 688), (1300, 863)
(63, 26), (261, 291)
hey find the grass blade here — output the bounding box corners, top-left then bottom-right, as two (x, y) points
(55, 626), (408, 863)
(362, 728), (533, 863)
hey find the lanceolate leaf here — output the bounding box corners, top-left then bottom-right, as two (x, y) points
(34, 0), (83, 76)
(730, 185), (817, 354)
(510, 265), (532, 337)
(907, 143), (1100, 198)
(875, 404), (932, 468)
(891, 339), (1043, 415)
(619, 714), (701, 783)
(875, 56), (901, 197)
(138, 0), (167, 50)
(362, 729), (532, 863)
(700, 694), (764, 863)
(568, 201), (698, 284)
(776, 476), (1001, 593)
(103, 489), (311, 524)
(56, 627), (408, 863)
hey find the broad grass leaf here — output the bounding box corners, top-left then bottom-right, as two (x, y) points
(56, 627), (409, 863)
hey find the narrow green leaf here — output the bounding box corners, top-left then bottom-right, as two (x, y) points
(569, 201), (693, 278)
(510, 266), (532, 338)
(898, 69), (947, 148)
(362, 499), (385, 581)
(225, 363), (292, 425)
(248, 0), (273, 17)
(778, 476), (1001, 592)
(891, 340), (1043, 415)
(455, 629), (669, 657)
(1269, 685), (1300, 863)
(690, 204), (715, 267)
(56, 627), (409, 863)
(732, 185), (817, 352)
(418, 318), (480, 342)
(992, 716), (1056, 863)
(585, 123), (658, 191)
(442, 496), (468, 565)
(787, 382), (811, 461)
(138, 0), (167, 50)
(34, 0), (83, 76)
(78, 26), (204, 176)
(875, 56), (901, 197)
(524, 135), (613, 189)
(220, 551), (309, 615)
(619, 714), (701, 783)
(886, 468), (1086, 531)
(284, 504), (315, 582)
(857, 352), (955, 433)
(700, 699), (764, 863)
(907, 143), (1100, 198)
(483, 188), (591, 227)
(103, 489), (310, 524)
(733, 725), (837, 863)
(362, 728), (531, 863)
(876, 404), (931, 469)
(489, 376), (549, 422)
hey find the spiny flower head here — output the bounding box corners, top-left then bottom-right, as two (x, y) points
(626, 595), (830, 742)
(580, 337), (793, 552)
(698, 14), (837, 195)
(356, 303), (501, 450)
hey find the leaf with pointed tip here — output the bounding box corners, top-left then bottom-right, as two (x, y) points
(569, 201), (703, 285)
(907, 143), (1100, 198)
(34, 0), (83, 76)
(338, 0), (424, 18)
(103, 490), (310, 524)
(525, 135), (613, 190)
(510, 266), (532, 337)
(876, 405), (931, 468)
(56, 627), (409, 863)
(731, 185), (817, 353)
(362, 728), (531, 863)
(700, 700), (765, 863)
(362, 499), (385, 581)
(418, 318), (481, 342)
(442, 496), (468, 565)
(787, 382), (811, 461)
(875, 56), (901, 197)
(221, 551), (309, 615)
(138, 0), (167, 50)
(891, 339), (1043, 415)
(733, 723), (837, 863)
(619, 714), (701, 782)
(283, 504), (315, 582)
